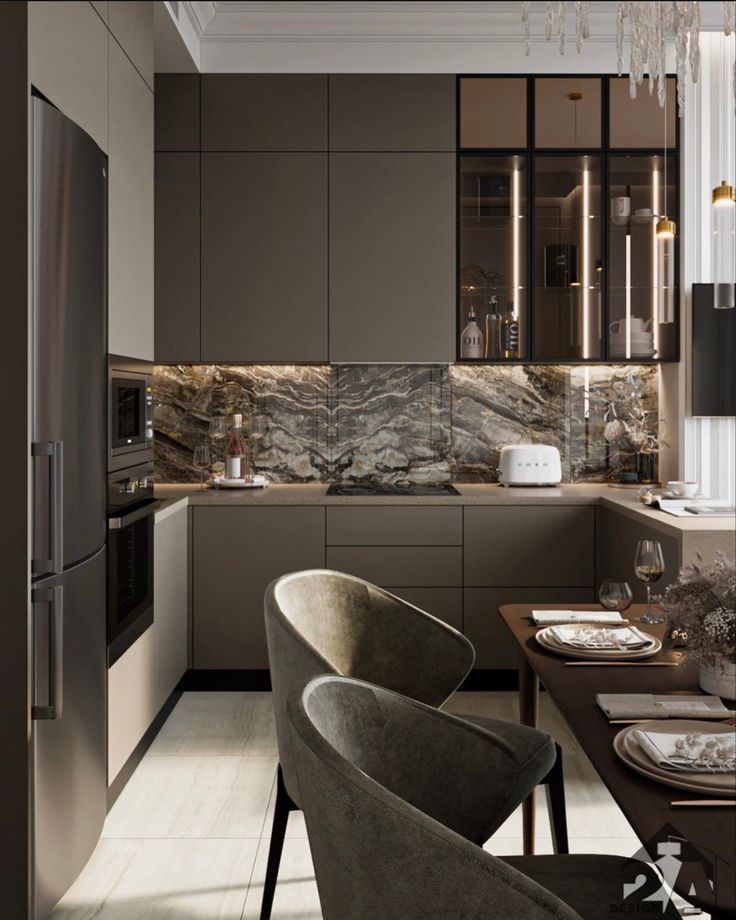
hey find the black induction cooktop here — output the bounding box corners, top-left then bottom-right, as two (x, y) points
(326, 482), (460, 497)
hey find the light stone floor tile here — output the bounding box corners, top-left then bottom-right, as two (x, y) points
(103, 755), (277, 840)
(444, 690), (585, 757)
(242, 837), (321, 920)
(148, 692), (277, 756)
(55, 690), (658, 919)
(49, 838), (259, 920)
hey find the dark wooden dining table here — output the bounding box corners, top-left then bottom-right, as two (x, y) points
(500, 603), (736, 920)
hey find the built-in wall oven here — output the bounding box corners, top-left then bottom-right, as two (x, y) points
(108, 356), (154, 472)
(107, 461), (159, 666)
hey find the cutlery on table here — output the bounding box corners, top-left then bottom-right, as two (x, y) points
(670, 800), (736, 807)
(564, 660), (680, 667)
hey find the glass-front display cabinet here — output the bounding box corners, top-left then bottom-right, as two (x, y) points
(608, 154), (678, 361)
(457, 75), (679, 363)
(533, 155), (602, 360)
(459, 155), (527, 360)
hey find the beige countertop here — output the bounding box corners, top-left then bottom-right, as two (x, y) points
(154, 482), (735, 541)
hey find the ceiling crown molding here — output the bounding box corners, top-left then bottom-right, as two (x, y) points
(170, 1), (727, 73)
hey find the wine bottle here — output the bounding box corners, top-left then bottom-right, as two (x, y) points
(225, 414), (253, 481)
(502, 303), (520, 360)
(461, 307), (484, 359)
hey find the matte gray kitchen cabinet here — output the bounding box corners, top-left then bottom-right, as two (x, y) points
(201, 153), (328, 362)
(108, 1), (154, 90)
(329, 153), (455, 363)
(155, 153), (200, 362)
(326, 506), (462, 546)
(192, 507), (326, 669)
(464, 587), (595, 669)
(155, 73), (200, 151)
(201, 75), (328, 151)
(597, 506), (679, 603)
(108, 36), (154, 360)
(329, 75), (455, 151)
(385, 587), (463, 632)
(326, 547), (462, 588)
(464, 506), (596, 587)
(153, 505), (189, 712)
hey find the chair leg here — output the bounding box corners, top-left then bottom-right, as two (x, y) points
(541, 742), (569, 855)
(260, 764), (297, 920)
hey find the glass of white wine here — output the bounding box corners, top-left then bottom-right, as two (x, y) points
(193, 443), (211, 491)
(634, 540), (665, 624)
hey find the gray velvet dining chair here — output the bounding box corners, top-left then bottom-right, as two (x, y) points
(261, 568), (568, 920)
(287, 674), (681, 920)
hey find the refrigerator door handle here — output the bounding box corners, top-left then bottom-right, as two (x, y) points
(32, 440), (64, 575)
(31, 585), (64, 720)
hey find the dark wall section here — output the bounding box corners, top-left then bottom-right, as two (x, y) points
(0, 3), (31, 918)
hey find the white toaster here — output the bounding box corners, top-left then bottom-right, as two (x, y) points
(498, 444), (562, 486)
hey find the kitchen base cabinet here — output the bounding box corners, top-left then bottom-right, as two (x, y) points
(597, 506), (680, 603)
(464, 506), (596, 588)
(108, 627), (156, 784)
(464, 587), (595, 669)
(326, 546), (462, 589)
(384, 587), (462, 632)
(192, 507), (326, 669)
(153, 505), (189, 712)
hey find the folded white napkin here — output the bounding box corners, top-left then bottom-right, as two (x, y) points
(532, 610), (626, 626)
(549, 625), (649, 649)
(633, 730), (736, 773)
(597, 693), (732, 721)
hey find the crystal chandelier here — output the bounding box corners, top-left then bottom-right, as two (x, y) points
(521, 2), (736, 115)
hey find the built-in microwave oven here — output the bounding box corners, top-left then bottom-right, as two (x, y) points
(108, 355), (154, 472)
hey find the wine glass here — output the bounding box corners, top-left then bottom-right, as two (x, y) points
(208, 415), (228, 441)
(634, 540), (665, 624)
(192, 443), (211, 491)
(208, 416), (228, 474)
(598, 579), (633, 614)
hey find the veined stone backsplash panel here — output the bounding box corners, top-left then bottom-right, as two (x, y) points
(154, 364), (658, 484)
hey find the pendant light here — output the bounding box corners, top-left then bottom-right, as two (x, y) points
(655, 86), (675, 324)
(712, 179), (736, 309)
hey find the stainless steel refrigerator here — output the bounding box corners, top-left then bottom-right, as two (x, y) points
(31, 94), (108, 920)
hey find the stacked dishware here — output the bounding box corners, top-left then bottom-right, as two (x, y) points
(609, 318), (655, 358)
(534, 623), (662, 660)
(614, 721), (736, 797)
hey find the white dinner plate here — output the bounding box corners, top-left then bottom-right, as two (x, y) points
(535, 626), (661, 660)
(614, 721), (736, 797)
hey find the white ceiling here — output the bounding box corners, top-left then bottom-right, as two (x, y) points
(160, 1), (729, 73)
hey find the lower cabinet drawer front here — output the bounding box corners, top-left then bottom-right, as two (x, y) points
(327, 546), (461, 588)
(464, 506), (596, 587)
(384, 587), (462, 632)
(108, 628), (156, 783)
(326, 506), (462, 546)
(464, 587), (595, 669)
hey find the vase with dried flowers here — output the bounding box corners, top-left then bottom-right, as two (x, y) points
(662, 553), (736, 700)
(603, 403), (661, 484)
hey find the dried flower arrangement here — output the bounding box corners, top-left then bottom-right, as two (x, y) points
(662, 553), (736, 666)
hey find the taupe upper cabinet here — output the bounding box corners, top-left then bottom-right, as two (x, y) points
(108, 1), (154, 90)
(329, 75), (455, 151)
(155, 153), (200, 363)
(155, 74), (200, 151)
(201, 75), (328, 151)
(201, 152), (328, 363)
(329, 152), (455, 363)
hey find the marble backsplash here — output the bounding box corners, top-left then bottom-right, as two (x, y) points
(154, 364), (658, 484)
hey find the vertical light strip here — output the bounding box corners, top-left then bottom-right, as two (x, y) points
(625, 232), (632, 360)
(581, 164), (590, 359)
(652, 163), (660, 355)
(512, 163), (521, 318)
